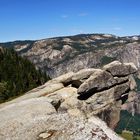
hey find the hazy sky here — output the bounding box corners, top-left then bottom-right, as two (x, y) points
(0, 0), (140, 42)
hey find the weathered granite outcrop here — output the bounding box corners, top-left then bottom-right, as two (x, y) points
(0, 61), (137, 140)
(0, 99), (122, 140)
(103, 61), (137, 76)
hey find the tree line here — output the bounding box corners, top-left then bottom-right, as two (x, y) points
(0, 47), (50, 103)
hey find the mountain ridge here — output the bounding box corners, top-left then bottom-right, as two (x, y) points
(1, 33), (140, 43)
(1, 33), (140, 78)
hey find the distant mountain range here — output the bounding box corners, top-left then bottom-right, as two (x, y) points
(1, 33), (140, 78)
(1, 33), (140, 139)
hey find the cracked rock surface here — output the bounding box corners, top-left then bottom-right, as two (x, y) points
(0, 61), (137, 140)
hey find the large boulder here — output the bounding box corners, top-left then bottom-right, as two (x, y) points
(103, 61), (137, 76)
(77, 70), (116, 96)
(78, 61), (137, 97)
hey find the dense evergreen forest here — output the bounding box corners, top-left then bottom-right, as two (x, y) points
(115, 110), (140, 139)
(0, 47), (49, 103)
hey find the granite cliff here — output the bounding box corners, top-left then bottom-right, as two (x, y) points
(0, 34), (140, 78)
(0, 61), (137, 140)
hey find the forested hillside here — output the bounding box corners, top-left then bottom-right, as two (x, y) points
(1, 34), (139, 78)
(0, 47), (49, 103)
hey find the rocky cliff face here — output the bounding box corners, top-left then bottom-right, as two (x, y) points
(122, 92), (140, 115)
(0, 61), (137, 140)
(0, 34), (140, 78)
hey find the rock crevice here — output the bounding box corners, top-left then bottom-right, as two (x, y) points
(0, 61), (137, 140)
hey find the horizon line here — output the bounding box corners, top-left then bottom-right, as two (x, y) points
(0, 33), (140, 43)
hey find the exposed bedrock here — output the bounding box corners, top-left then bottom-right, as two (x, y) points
(0, 61), (137, 140)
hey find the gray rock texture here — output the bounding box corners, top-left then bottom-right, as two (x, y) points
(0, 61), (137, 140)
(103, 61), (137, 76)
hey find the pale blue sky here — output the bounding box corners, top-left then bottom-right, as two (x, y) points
(0, 0), (140, 42)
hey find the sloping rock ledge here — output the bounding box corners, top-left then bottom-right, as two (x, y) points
(0, 61), (137, 140)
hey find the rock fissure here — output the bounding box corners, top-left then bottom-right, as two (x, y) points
(0, 61), (137, 140)
(78, 80), (129, 100)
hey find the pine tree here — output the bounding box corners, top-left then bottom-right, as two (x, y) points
(0, 47), (50, 103)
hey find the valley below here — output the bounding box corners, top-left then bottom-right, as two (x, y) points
(1, 33), (140, 140)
